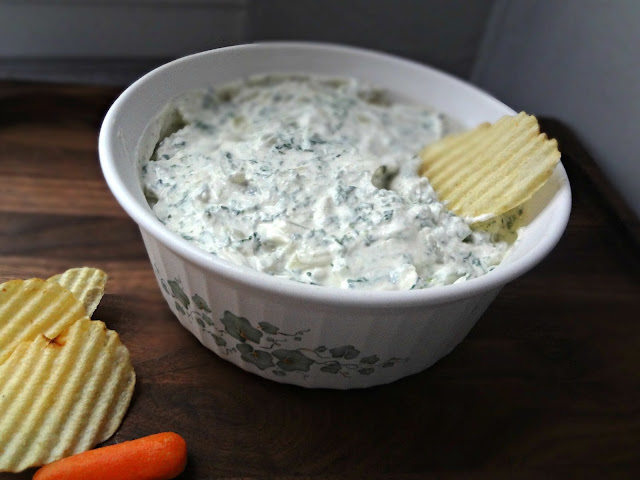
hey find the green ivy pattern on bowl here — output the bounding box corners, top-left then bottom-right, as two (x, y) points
(160, 276), (407, 378)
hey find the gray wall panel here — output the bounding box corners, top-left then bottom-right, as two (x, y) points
(250, 0), (495, 79)
(473, 0), (640, 216)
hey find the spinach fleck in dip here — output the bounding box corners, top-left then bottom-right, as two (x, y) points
(141, 75), (511, 290)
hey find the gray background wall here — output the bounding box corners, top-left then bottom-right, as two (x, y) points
(473, 0), (640, 220)
(0, 0), (494, 83)
(1, 0), (638, 218)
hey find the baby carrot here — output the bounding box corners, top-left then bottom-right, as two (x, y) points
(33, 432), (187, 480)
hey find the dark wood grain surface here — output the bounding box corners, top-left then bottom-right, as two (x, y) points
(1, 82), (638, 479)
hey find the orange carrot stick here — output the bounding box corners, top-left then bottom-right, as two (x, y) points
(33, 432), (187, 480)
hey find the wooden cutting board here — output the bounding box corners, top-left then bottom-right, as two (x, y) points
(1, 82), (639, 479)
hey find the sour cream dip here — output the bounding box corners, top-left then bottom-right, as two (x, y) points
(140, 75), (511, 290)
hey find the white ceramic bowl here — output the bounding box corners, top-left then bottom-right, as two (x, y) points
(99, 42), (571, 389)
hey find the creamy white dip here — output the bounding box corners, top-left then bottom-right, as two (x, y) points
(140, 75), (511, 290)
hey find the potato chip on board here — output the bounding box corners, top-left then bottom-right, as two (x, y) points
(0, 278), (86, 365)
(0, 318), (136, 472)
(48, 267), (108, 317)
(418, 112), (560, 222)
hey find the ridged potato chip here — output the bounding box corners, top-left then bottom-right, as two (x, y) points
(0, 317), (136, 472)
(48, 267), (108, 317)
(419, 112), (560, 222)
(0, 278), (86, 365)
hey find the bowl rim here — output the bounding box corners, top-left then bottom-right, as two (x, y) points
(99, 41), (572, 308)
